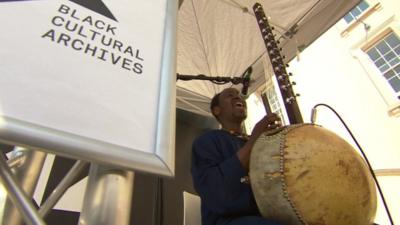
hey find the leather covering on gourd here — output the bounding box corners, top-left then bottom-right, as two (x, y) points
(249, 124), (377, 225)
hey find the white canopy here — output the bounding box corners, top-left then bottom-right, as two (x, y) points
(176, 0), (360, 116)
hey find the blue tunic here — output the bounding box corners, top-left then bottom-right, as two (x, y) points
(191, 129), (262, 225)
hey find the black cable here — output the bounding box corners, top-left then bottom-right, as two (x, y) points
(311, 103), (395, 225)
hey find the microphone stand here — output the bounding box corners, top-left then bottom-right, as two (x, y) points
(176, 74), (245, 85)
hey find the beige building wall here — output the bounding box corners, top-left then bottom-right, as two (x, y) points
(286, 0), (400, 224)
(245, 0), (399, 224)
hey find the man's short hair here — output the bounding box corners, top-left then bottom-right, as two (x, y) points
(210, 92), (221, 119)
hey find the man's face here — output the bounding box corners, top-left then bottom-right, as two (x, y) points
(214, 88), (247, 122)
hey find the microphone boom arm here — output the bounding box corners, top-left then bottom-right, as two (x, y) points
(177, 66), (253, 95)
(176, 74), (245, 85)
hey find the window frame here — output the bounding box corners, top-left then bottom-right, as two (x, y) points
(352, 26), (400, 117)
(262, 75), (289, 125)
(365, 32), (400, 96)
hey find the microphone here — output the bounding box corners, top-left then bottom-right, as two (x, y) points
(241, 67), (252, 96)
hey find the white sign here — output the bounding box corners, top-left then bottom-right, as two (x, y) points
(0, 0), (177, 176)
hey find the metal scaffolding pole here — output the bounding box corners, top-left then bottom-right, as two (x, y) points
(39, 160), (88, 217)
(78, 164), (134, 225)
(0, 148), (46, 225)
(7, 153), (26, 169)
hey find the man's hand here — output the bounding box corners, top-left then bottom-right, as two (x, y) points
(237, 113), (282, 171)
(251, 113), (282, 138)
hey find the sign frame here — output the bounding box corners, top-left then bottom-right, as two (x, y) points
(0, 0), (177, 176)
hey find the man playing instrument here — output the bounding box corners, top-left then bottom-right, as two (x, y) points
(191, 87), (282, 225)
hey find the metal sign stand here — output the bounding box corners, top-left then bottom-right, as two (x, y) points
(0, 147), (46, 225)
(38, 160), (88, 218)
(0, 145), (135, 225)
(78, 164), (134, 225)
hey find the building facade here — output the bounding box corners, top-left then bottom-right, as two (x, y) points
(250, 0), (400, 224)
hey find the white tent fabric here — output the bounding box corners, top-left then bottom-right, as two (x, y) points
(176, 0), (360, 116)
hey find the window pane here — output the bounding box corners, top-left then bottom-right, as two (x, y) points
(379, 64), (390, 73)
(384, 52), (396, 62)
(386, 33), (400, 48)
(367, 48), (380, 60)
(375, 58), (385, 67)
(389, 57), (400, 66)
(395, 46), (400, 55)
(344, 14), (354, 23)
(388, 76), (400, 92)
(384, 70), (395, 79)
(359, 1), (369, 11)
(376, 42), (390, 54)
(351, 7), (362, 17)
(395, 64), (400, 74)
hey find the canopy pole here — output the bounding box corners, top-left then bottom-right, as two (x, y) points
(78, 164), (134, 225)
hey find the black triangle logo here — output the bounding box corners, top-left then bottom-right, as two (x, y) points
(0, 0), (117, 21)
(69, 0), (117, 21)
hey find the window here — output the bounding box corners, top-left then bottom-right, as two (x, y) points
(262, 84), (287, 125)
(366, 32), (400, 97)
(343, 0), (370, 23)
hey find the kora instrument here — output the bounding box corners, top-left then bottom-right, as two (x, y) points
(249, 124), (377, 225)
